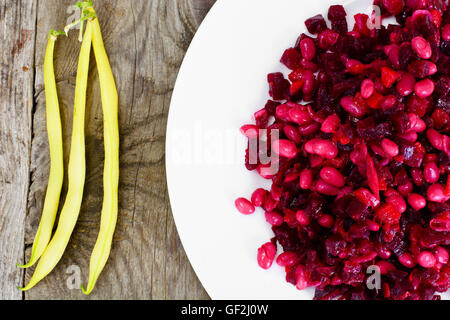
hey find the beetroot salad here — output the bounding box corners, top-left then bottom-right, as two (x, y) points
(237, 0), (450, 300)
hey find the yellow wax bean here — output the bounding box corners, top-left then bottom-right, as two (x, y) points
(19, 22), (93, 291)
(18, 31), (64, 269)
(82, 9), (119, 295)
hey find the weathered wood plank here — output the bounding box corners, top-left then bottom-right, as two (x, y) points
(0, 0), (36, 300)
(191, 0), (216, 24)
(24, 0), (215, 300)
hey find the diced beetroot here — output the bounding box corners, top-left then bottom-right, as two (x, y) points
(375, 204), (401, 225)
(406, 95), (430, 117)
(399, 43), (417, 70)
(264, 100), (281, 116)
(305, 14), (327, 34)
(281, 48), (302, 70)
(381, 67), (401, 88)
(331, 19), (348, 34)
(268, 73), (290, 100)
(328, 5), (347, 20)
(400, 142), (426, 168)
(366, 91), (384, 109)
(353, 14), (370, 36)
(354, 188), (381, 208)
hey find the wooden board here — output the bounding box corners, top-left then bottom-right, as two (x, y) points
(0, 0), (36, 300)
(0, 0), (216, 300)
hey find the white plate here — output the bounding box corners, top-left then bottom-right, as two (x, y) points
(166, 0), (450, 300)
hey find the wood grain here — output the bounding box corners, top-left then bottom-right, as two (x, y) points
(17, 0), (216, 300)
(0, 0), (36, 300)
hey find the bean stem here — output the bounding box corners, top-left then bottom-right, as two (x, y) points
(64, 1), (95, 40)
(75, 1), (93, 41)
